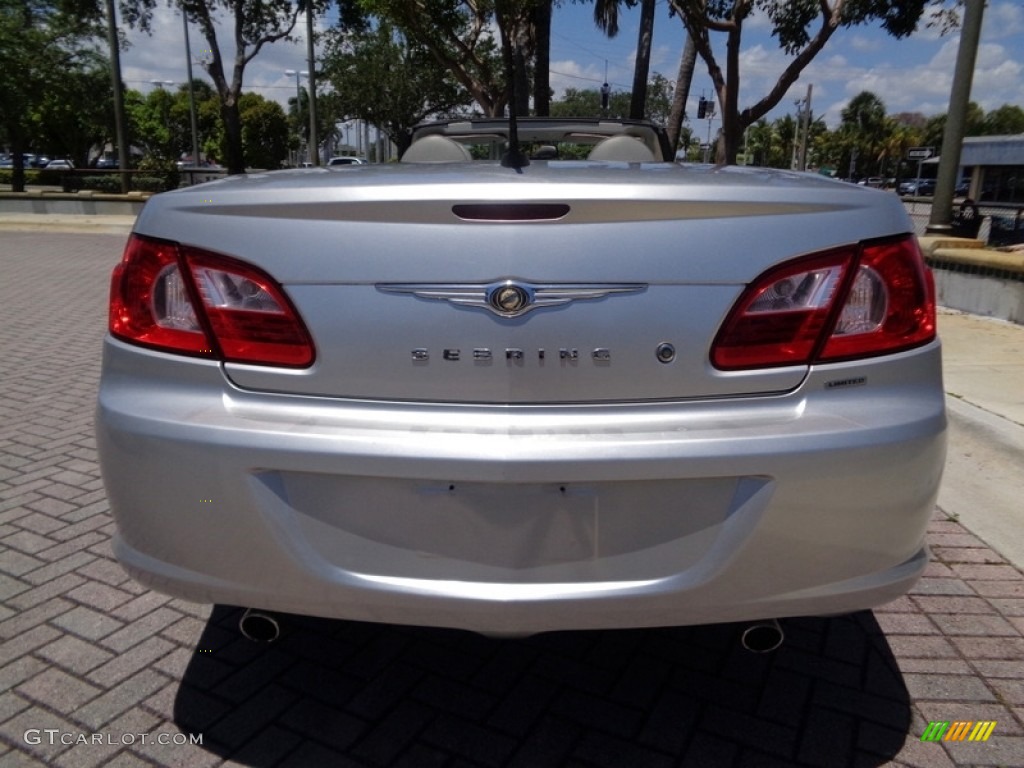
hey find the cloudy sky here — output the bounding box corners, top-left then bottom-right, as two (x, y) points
(119, 1), (1024, 130)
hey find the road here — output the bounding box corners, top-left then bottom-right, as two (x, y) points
(1, 230), (1023, 768)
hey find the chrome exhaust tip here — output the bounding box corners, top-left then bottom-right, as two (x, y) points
(239, 608), (281, 643)
(740, 618), (784, 653)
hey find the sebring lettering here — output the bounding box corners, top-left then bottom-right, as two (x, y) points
(411, 348), (611, 363)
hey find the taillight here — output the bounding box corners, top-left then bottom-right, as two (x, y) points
(712, 235), (935, 370)
(109, 234), (315, 367)
(819, 237), (936, 362)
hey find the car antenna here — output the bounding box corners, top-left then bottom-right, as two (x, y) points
(498, 15), (529, 170)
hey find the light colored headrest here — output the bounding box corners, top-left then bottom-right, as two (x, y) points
(401, 135), (473, 163)
(587, 135), (656, 162)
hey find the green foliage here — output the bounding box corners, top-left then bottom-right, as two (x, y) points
(0, 0), (107, 189)
(742, 91), (1019, 181)
(980, 104), (1024, 136)
(238, 92), (289, 169)
(28, 52), (111, 167)
(63, 175), (124, 193)
(550, 87), (631, 118)
(132, 175), (173, 192)
(667, 0), (957, 163)
(360, 0), (506, 116)
(549, 73), (673, 125)
(322, 22), (472, 154)
(0, 169), (41, 185)
(119, 0), (363, 173)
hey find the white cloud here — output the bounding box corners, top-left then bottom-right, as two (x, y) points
(849, 35), (880, 52)
(985, 2), (1024, 39)
(119, 2), (1024, 128)
(120, 4), (322, 108)
(548, 59), (611, 97)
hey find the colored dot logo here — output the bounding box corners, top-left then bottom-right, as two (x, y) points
(199, 499), (213, 503)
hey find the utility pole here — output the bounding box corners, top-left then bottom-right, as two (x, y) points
(183, 12), (201, 166)
(305, 6), (319, 166)
(927, 0), (984, 234)
(104, 0), (129, 192)
(798, 83), (813, 172)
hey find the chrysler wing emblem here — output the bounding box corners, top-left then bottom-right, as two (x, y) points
(378, 280), (646, 318)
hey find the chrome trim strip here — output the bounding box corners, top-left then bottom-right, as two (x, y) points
(378, 280), (646, 318)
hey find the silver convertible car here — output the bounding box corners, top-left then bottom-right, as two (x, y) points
(97, 118), (945, 641)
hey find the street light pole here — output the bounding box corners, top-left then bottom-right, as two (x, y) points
(103, 0), (129, 191)
(284, 69), (307, 165)
(798, 83), (812, 172)
(305, 6), (319, 166)
(183, 12), (202, 166)
(150, 80), (175, 158)
(927, 0), (985, 234)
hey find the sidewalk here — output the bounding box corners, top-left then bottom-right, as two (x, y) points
(937, 309), (1024, 572)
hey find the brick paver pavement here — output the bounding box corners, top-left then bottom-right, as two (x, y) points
(2, 231), (1023, 767)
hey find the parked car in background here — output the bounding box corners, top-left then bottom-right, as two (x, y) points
(98, 116), (945, 640)
(899, 178), (936, 196)
(327, 156), (365, 166)
(0, 154), (47, 168)
(44, 159), (74, 170)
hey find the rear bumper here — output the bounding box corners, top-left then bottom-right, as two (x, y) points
(97, 336), (946, 634)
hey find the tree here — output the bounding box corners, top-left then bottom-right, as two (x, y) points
(667, 0), (954, 164)
(550, 73), (672, 122)
(643, 72), (674, 126)
(879, 120), (922, 183)
(629, 0), (656, 119)
(840, 90), (888, 176)
(127, 86), (178, 161)
(531, 0), (553, 114)
(666, 32), (697, 152)
(551, 86), (631, 118)
(322, 22), (472, 155)
(28, 53), (111, 167)
(174, 80), (219, 162)
(981, 104), (1024, 136)
(0, 0), (105, 190)
(238, 93), (289, 169)
(124, 80), (218, 166)
(745, 118), (773, 166)
(361, 0), (507, 117)
(123, 0), (362, 174)
(923, 100), (983, 146)
(588, 0), (658, 120)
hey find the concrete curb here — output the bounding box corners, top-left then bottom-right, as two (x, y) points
(0, 213), (136, 236)
(920, 235), (1024, 273)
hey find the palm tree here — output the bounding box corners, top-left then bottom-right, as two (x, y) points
(531, 1), (553, 115)
(841, 91), (888, 177)
(666, 33), (697, 151)
(879, 120), (921, 185)
(591, 0), (657, 120)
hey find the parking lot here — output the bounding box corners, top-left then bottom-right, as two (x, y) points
(2, 230), (1023, 767)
